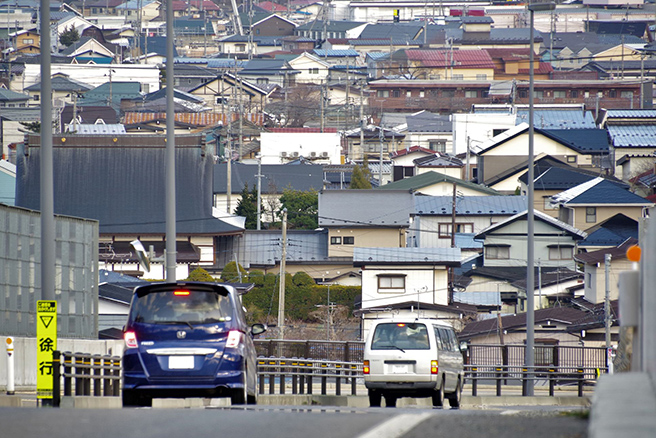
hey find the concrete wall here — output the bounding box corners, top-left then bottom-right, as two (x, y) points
(0, 337), (124, 390)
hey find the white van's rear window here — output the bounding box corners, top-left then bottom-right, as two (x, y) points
(371, 323), (430, 350)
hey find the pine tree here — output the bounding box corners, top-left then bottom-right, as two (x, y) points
(234, 184), (260, 229)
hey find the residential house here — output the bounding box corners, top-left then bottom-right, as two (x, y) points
(354, 246), (464, 337)
(389, 48), (496, 81)
(294, 20), (367, 41)
(475, 209), (586, 271)
(281, 36), (316, 52)
(550, 177), (653, 231)
(475, 123), (611, 192)
(171, 64), (218, 90)
(14, 134), (244, 279)
(59, 37), (117, 64)
(409, 195), (528, 249)
(286, 52), (330, 84)
(458, 307), (590, 347)
(188, 72), (271, 113)
(9, 30), (40, 57)
(248, 14), (295, 37)
(600, 109), (656, 177)
(414, 154), (465, 180)
(567, 298), (620, 347)
(541, 32), (646, 71)
(0, 108), (41, 160)
(116, 0), (161, 22)
(260, 128), (341, 165)
(318, 190), (413, 259)
(518, 155), (630, 219)
(401, 111), (453, 154)
(24, 74), (93, 106)
(311, 49), (360, 68)
(378, 171), (501, 197)
(0, 87), (31, 108)
(343, 124), (405, 162)
(213, 161), (325, 223)
(236, 58), (299, 88)
(618, 154), (656, 189)
(121, 87), (209, 114)
(577, 214), (639, 252)
(628, 164), (656, 200)
(60, 105), (118, 129)
(575, 238), (639, 306)
(389, 146), (438, 181)
(83, 0), (124, 15)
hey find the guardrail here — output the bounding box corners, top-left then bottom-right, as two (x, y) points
(465, 364), (602, 397)
(256, 358), (362, 396)
(52, 351), (122, 407)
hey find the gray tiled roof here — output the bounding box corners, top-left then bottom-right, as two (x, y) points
(318, 190), (413, 227)
(475, 209), (587, 240)
(15, 135), (243, 235)
(239, 229), (329, 267)
(213, 162), (325, 194)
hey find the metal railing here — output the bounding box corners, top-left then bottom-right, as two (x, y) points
(256, 358), (362, 396)
(254, 339), (364, 362)
(465, 364), (602, 397)
(52, 351), (122, 407)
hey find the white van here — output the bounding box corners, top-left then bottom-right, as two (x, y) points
(363, 318), (464, 408)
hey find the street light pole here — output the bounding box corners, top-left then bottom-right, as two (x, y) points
(526, 0), (555, 397)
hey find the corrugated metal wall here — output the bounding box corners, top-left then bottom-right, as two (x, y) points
(0, 204), (99, 338)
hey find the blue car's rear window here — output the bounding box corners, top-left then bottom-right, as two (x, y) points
(130, 290), (233, 325)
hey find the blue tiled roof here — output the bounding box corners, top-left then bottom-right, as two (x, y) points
(578, 214), (639, 247)
(516, 109), (596, 129)
(539, 129), (610, 153)
(313, 49), (359, 57)
(607, 125), (656, 148)
(560, 179), (651, 205)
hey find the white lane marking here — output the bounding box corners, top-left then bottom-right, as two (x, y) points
(356, 413), (435, 438)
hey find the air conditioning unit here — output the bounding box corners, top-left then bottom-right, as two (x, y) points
(292, 151), (299, 157)
(321, 152), (329, 157)
(281, 151), (287, 157)
(310, 152), (317, 157)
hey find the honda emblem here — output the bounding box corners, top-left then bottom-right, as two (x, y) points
(177, 331), (187, 339)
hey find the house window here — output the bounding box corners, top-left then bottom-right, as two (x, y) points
(533, 90), (544, 99)
(452, 74), (464, 80)
(621, 91), (633, 99)
(543, 197), (556, 210)
(406, 91), (412, 98)
(257, 78), (269, 85)
(377, 275), (405, 293)
(465, 90), (477, 98)
(331, 236), (341, 245)
(609, 90), (617, 98)
(442, 89), (455, 97)
(429, 139), (446, 153)
(343, 236), (354, 245)
(476, 74), (487, 80)
(554, 90), (566, 98)
(419, 90), (425, 98)
(549, 246), (573, 260)
(377, 90), (389, 98)
(586, 207), (597, 223)
(236, 44), (246, 52)
(439, 223), (474, 238)
(33, 94), (39, 101)
(566, 155), (577, 164)
(485, 245), (510, 260)
(392, 90), (400, 98)
(23, 38), (34, 44)
(570, 90), (578, 98)
(519, 90), (528, 99)
(481, 89), (489, 98)
(309, 68), (319, 74)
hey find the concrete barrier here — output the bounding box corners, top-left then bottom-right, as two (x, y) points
(0, 395), (23, 407)
(60, 396), (122, 409)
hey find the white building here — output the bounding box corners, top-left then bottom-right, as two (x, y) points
(260, 131), (342, 164)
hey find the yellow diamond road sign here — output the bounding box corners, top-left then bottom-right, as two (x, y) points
(36, 300), (57, 400)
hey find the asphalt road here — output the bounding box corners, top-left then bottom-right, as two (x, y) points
(0, 405), (588, 438)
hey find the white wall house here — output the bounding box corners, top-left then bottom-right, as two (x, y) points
(260, 132), (342, 164)
(452, 112), (516, 156)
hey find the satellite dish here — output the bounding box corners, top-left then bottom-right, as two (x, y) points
(130, 239), (150, 273)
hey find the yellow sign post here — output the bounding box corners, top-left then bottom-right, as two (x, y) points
(36, 300), (57, 401)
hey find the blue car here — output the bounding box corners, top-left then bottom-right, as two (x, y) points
(122, 282), (266, 407)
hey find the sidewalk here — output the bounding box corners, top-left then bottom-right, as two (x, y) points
(589, 372), (656, 438)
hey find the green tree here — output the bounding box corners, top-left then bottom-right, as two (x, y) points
(185, 268), (216, 282)
(234, 183), (261, 229)
(278, 188), (318, 229)
(350, 164), (372, 189)
(59, 25), (80, 47)
(220, 261), (247, 283)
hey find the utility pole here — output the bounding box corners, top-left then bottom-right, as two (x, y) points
(450, 182), (457, 248)
(605, 253), (612, 349)
(256, 154), (262, 230)
(278, 208), (288, 340)
(226, 88), (233, 213)
(320, 81), (325, 132)
(358, 81), (364, 161)
(378, 126), (383, 184)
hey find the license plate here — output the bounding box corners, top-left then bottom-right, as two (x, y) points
(169, 356), (194, 369)
(392, 365), (408, 374)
